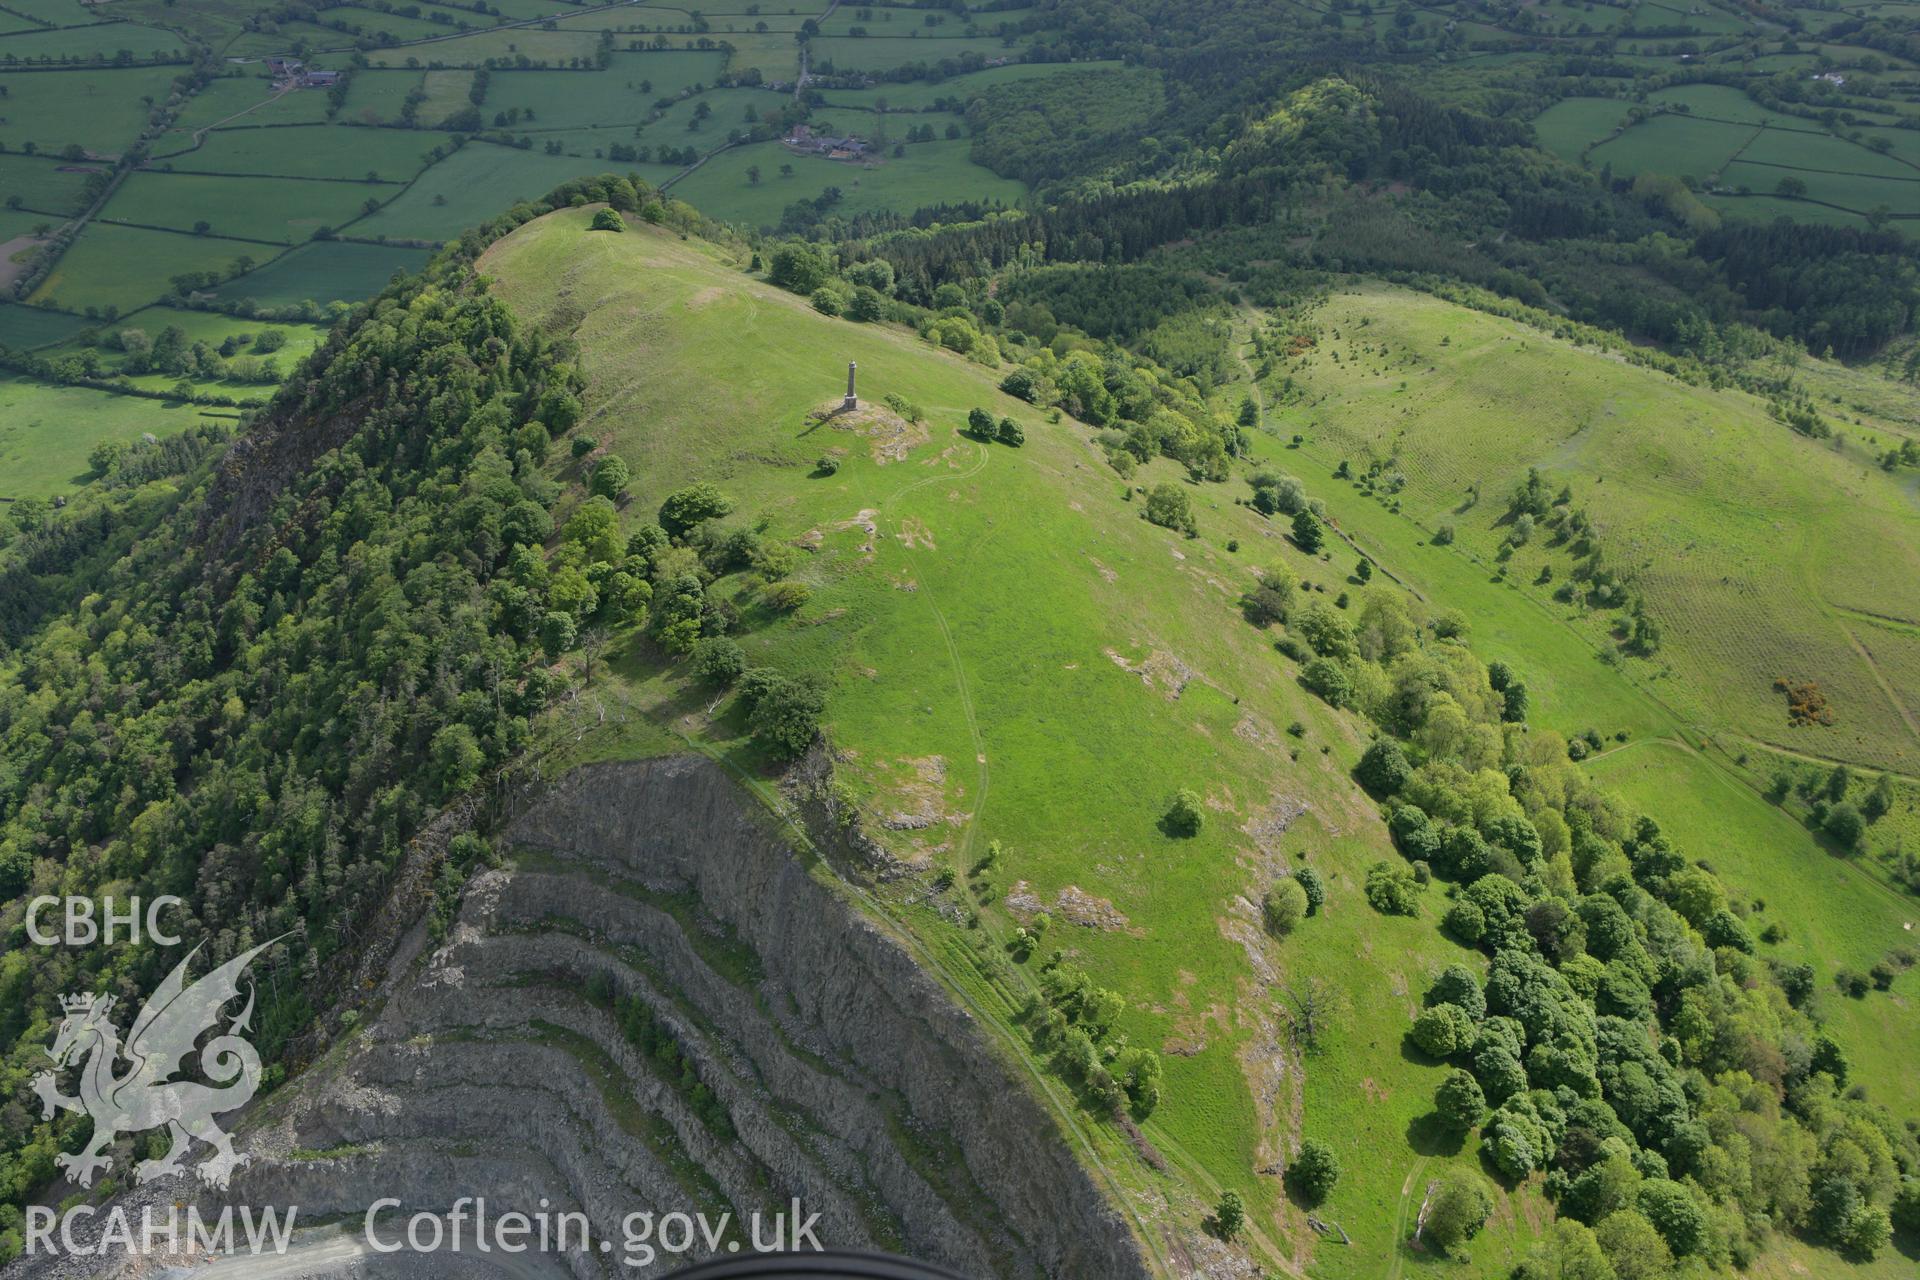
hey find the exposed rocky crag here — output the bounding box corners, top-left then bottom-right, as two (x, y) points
(13, 758), (1148, 1279)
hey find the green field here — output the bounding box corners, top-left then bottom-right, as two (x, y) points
(0, 154), (100, 214)
(353, 143), (637, 241)
(485, 60), (717, 129)
(1530, 96), (1631, 164)
(1261, 284), (1920, 777)
(336, 68), (431, 126)
(1703, 192), (1875, 228)
(363, 27), (602, 67)
(711, 31), (800, 82)
(0, 64), (183, 156)
(209, 239), (431, 308)
(1587, 112), (1755, 181)
(0, 208), (49, 240)
(102, 171), (389, 245)
(0, 375), (212, 498)
(0, 20), (188, 60)
(27, 221), (261, 314)
(153, 125), (456, 181)
(811, 59), (1121, 111)
(1740, 125), (1915, 178)
(417, 68), (475, 126)
(550, 4), (709, 31)
(812, 33), (1023, 73)
(1646, 83), (1783, 125)
(670, 138), (1025, 228)
(0, 302), (88, 351)
(164, 75), (335, 131)
(1722, 160), (1919, 216)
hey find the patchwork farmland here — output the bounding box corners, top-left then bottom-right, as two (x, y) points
(1, 0), (1051, 497)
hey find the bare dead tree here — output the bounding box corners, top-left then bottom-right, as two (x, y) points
(578, 625), (610, 682)
(1279, 976), (1344, 1056)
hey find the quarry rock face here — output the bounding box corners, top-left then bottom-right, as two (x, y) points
(16, 758), (1146, 1279)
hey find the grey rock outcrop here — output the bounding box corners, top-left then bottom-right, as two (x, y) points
(9, 757), (1149, 1280)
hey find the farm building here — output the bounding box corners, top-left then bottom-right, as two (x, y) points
(784, 124), (873, 160)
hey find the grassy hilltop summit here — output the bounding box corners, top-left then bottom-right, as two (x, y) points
(468, 203), (1920, 1278)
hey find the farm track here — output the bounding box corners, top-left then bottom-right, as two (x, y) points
(1383, 1155), (1430, 1280)
(1837, 619), (1920, 745)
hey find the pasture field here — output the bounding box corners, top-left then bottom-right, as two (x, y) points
(1646, 83), (1782, 124)
(0, 209), (47, 240)
(1586, 111), (1753, 180)
(1703, 192), (1874, 228)
(810, 59), (1120, 110)
(483, 209), (1552, 1279)
(600, 48), (733, 99)
(0, 64), (182, 156)
(1739, 125), (1916, 178)
(153, 124), (456, 181)
(416, 68), (475, 125)
(165, 75), (335, 131)
(1259, 283), (1920, 776)
(0, 154), (100, 214)
(0, 301), (87, 350)
(1740, 51), (1820, 70)
(220, 21), (346, 59)
(362, 27), (601, 67)
(465, 0), (604, 18)
(98, 0), (262, 46)
(637, 85), (772, 141)
(1527, 0), (1633, 29)
(354, 143), (636, 240)
(811, 33), (1023, 72)
(1628, 0), (1752, 31)
(486, 65), (693, 131)
(1860, 126), (1920, 167)
(337, 68), (430, 126)
(101, 171), (387, 244)
(0, 20), (188, 60)
(0, 374), (208, 497)
(669, 138), (1025, 228)
(705, 31), (798, 82)
(550, 6), (708, 32)
(207, 239), (430, 307)
(1529, 96), (1630, 163)
(27, 221), (259, 314)
(1722, 160), (1919, 216)
(331, 5), (454, 42)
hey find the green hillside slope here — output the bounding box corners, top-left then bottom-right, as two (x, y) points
(1259, 284), (1920, 777)
(480, 207), (1562, 1276)
(478, 207), (1920, 1279)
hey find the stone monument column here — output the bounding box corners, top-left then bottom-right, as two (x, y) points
(844, 361), (858, 411)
